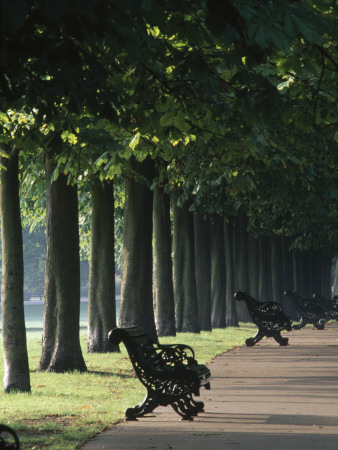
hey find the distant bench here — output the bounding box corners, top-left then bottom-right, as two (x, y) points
(235, 291), (292, 346)
(313, 293), (338, 322)
(284, 290), (328, 329)
(108, 327), (211, 421)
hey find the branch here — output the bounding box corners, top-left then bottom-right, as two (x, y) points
(313, 51), (325, 128)
(314, 44), (338, 70)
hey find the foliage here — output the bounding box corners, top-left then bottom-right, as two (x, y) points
(1, 0), (337, 264)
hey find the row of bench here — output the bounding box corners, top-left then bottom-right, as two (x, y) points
(111, 290), (336, 422)
(235, 290), (338, 347)
(104, 290), (337, 422)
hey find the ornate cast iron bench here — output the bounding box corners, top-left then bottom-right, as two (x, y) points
(284, 290), (327, 329)
(108, 327), (211, 421)
(313, 293), (338, 322)
(235, 291), (292, 346)
(0, 424), (20, 449)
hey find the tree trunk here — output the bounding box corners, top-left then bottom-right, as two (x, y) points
(224, 217), (238, 326)
(172, 197), (199, 333)
(119, 157), (157, 341)
(247, 231), (259, 299)
(309, 250), (322, 295)
(270, 235), (284, 305)
(0, 146), (31, 392)
(319, 253), (332, 299)
(292, 252), (307, 297)
(87, 180), (118, 352)
(332, 258), (338, 298)
(233, 213), (251, 321)
(210, 215), (226, 328)
(258, 235), (272, 302)
(153, 186), (175, 336)
(194, 213), (211, 331)
(38, 150), (86, 372)
(281, 237), (297, 318)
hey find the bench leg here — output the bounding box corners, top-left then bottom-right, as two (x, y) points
(188, 394), (205, 413)
(293, 317), (307, 329)
(313, 320), (325, 330)
(180, 393), (204, 416)
(125, 392), (158, 421)
(245, 329), (265, 346)
(171, 397), (196, 421)
(272, 331), (289, 346)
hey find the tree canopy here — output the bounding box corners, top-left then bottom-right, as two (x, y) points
(1, 0), (337, 253)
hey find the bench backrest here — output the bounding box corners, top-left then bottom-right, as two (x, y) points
(108, 327), (165, 387)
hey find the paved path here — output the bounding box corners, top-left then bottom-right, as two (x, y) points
(81, 323), (338, 450)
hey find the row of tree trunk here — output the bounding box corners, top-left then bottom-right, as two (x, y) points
(119, 161), (334, 340)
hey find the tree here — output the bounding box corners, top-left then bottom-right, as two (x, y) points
(38, 148), (86, 372)
(210, 214), (226, 328)
(224, 217), (238, 326)
(172, 196), (200, 333)
(194, 213), (212, 331)
(0, 146), (30, 392)
(119, 156), (157, 341)
(87, 179), (118, 352)
(333, 259), (338, 298)
(153, 184), (176, 336)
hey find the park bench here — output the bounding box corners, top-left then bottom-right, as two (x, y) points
(284, 290), (329, 329)
(284, 290), (328, 330)
(235, 291), (292, 346)
(313, 293), (338, 322)
(108, 327), (211, 421)
(0, 424), (20, 449)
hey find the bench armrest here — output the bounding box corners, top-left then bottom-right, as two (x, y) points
(147, 344), (197, 367)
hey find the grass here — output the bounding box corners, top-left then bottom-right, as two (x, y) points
(0, 324), (256, 449)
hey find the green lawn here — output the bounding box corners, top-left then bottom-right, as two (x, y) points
(0, 314), (256, 449)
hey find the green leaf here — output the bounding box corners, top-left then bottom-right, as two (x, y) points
(160, 110), (175, 127)
(129, 133), (141, 150)
(162, 144), (174, 162)
(174, 110), (190, 132)
(0, 112), (9, 124)
(154, 96), (171, 112)
(51, 167), (60, 182)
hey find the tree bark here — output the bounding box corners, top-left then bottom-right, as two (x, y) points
(258, 235), (272, 302)
(0, 146), (31, 392)
(332, 258), (338, 298)
(270, 235), (284, 305)
(233, 213), (251, 321)
(247, 231), (259, 299)
(210, 215), (226, 328)
(281, 237), (297, 318)
(224, 217), (238, 326)
(172, 197), (199, 333)
(319, 253), (332, 299)
(87, 180), (118, 352)
(292, 252), (307, 297)
(309, 250), (322, 295)
(38, 150), (86, 372)
(153, 185), (176, 336)
(194, 213), (211, 331)
(119, 157), (157, 341)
